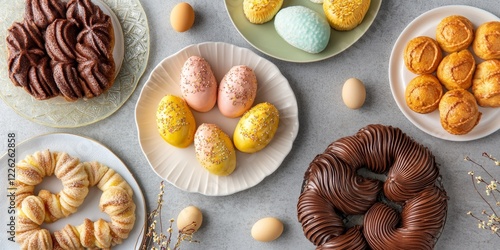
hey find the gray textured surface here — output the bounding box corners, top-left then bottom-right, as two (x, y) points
(1, 0), (500, 249)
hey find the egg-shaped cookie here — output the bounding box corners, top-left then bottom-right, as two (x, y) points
(274, 6), (330, 54)
(243, 0), (283, 24)
(156, 95), (197, 148)
(472, 59), (500, 107)
(218, 65), (258, 118)
(436, 15), (474, 53)
(473, 21), (500, 60)
(323, 0), (371, 31)
(439, 89), (481, 135)
(404, 36), (442, 75)
(194, 123), (236, 176)
(437, 49), (475, 90)
(180, 56), (217, 112)
(405, 74), (443, 114)
(234, 102), (279, 153)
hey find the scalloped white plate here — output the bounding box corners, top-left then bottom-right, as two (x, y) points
(0, 133), (146, 249)
(135, 42), (299, 196)
(389, 5), (500, 141)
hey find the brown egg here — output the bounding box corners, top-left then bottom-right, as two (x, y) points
(170, 2), (195, 32)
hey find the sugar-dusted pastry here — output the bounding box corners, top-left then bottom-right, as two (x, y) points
(436, 15), (474, 53)
(437, 49), (475, 90)
(472, 59), (500, 107)
(243, 0), (283, 24)
(180, 56), (217, 112)
(156, 95), (197, 148)
(439, 89), (481, 135)
(274, 6), (331, 53)
(194, 123), (237, 176)
(405, 74), (443, 114)
(473, 21), (500, 60)
(323, 0), (371, 31)
(404, 36), (442, 75)
(218, 65), (258, 118)
(233, 102), (279, 153)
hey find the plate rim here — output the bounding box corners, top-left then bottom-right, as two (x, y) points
(224, 0), (382, 63)
(0, 132), (147, 249)
(388, 4), (500, 141)
(135, 41), (299, 196)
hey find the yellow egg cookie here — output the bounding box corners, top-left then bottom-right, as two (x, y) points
(472, 59), (500, 107)
(243, 0), (284, 24)
(436, 15), (474, 53)
(323, 0), (371, 31)
(234, 102), (279, 153)
(156, 95), (197, 148)
(194, 123), (236, 176)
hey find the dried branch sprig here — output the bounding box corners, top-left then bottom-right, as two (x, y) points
(135, 181), (199, 250)
(465, 153), (500, 238)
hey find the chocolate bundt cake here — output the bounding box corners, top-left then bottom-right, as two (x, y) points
(6, 0), (116, 101)
(298, 124), (447, 249)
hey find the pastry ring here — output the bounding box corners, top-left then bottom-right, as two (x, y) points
(15, 150), (136, 249)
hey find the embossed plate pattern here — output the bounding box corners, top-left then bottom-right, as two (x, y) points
(0, 0), (150, 127)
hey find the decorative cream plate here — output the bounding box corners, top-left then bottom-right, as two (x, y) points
(0, 133), (146, 249)
(225, 0), (382, 63)
(0, 0), (149, 128)
(135, 42), (299, 196)
(389, 5), (500, 141)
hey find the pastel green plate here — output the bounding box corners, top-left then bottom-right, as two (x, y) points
(224, 0), (382, 63)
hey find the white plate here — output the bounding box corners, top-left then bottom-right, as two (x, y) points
(135, 42), (299, 196)
(0, 133), (146, 249)
(0, 0), (150, 128)
(389, 5), (500, 141)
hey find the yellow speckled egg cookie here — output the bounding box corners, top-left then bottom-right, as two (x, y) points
(234, 102), (279, 153)
(243, 0), (284, 24)
(156, 95), (197, 148)
(194, 123), (236, 176)
(323, 0), (371, 31)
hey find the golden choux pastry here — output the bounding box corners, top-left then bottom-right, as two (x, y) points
(436, 15), (474, 53)
(323, 0), (371, 31)
(404, 36), (443, 75)
(405, 74), (444, 114)
(439, 89), (481, 135)
(472, 59), (500, 107)
(473, 21), (500, 60)
(437, 49), (475, 90)
(243, 0), (283, 24)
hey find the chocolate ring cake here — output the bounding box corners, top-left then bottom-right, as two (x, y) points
(297, 124), (447, 249)
(6, 0), (116, 101)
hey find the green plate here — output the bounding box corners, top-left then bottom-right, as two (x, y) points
(224, 0), (381, 63)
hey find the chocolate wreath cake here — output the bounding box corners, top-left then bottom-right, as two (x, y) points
(6, 0), (115, 101)
(298, 124), (447, 249)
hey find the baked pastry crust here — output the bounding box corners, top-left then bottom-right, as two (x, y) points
(473, 21), (500, 60)
(405, 74), (443, 113)
(15, 150), (136, 249)
(404, 36), (442, 75)
(243, 0), (283, 24)
(436, 15), (474, 53)
(439, 89), (481, 135)
(323, 0), (371, 31)
(472, 59), (500, 107)
(437, 49), (475, 90)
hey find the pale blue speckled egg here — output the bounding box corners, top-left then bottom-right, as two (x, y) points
(274, 6), (330, 54)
